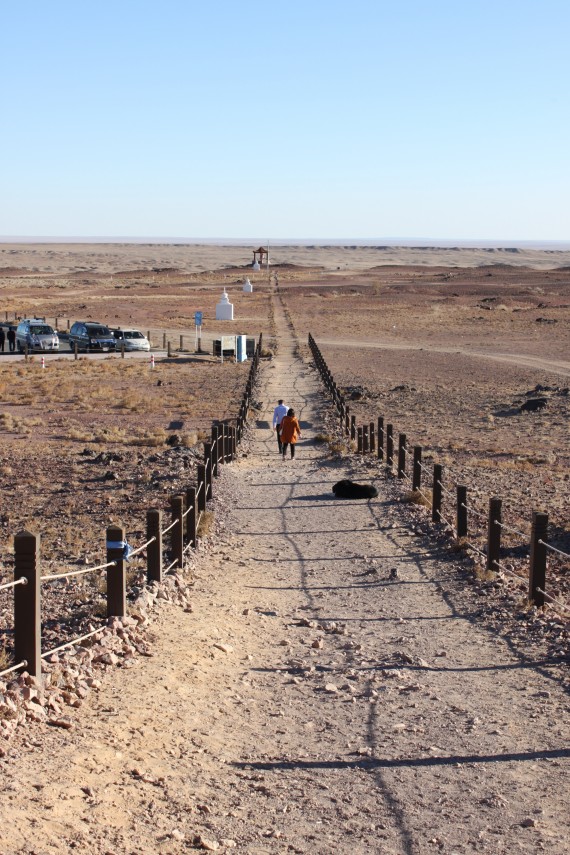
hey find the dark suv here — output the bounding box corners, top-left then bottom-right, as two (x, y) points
(68, 322), (116, 352)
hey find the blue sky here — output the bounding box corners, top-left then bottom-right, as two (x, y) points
(1, 0), (568, 241)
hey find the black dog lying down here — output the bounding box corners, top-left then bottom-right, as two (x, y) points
(333, 479), (378, 499)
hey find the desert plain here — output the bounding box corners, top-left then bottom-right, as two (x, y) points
(0, 241), (569, 854)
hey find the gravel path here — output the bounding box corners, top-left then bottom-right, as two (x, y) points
(1, 295), (568, 855)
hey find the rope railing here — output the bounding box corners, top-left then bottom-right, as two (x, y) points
(0, 577), (28, 592)
(41, 625), (105, 658)
(161, 518), (179, 536)
(128, 536), (156, 559)
(489, 557), (528, 584)
(182, 503), (195, 520)
(164, 558), (179, 573)
(435, 478), (455, 499)
(494, 519), (530, 540)
(539, 540), (570, 560)
(0, 660), (28, 678)
(460, 502), (487, 521)
(536, 587), (570, 615)
(41, 560), (116, 583)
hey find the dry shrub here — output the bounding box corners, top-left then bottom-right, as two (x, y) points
(197, 510), (215, 538)
(403, 489), (432, 508)
(314, 433), (331, 444)
(181, 431), (198, 447)
(0, 644), (11, 674)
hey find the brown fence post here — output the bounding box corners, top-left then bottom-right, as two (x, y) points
(363, 425), (369, 453)
(529, 511), (548, 606)
(74, 342), (78, 360)
(121, 343), (125, 359)
(369, 422), (375, 453)
(180, 334), (184, 352)
(412, 446), (422, 491)
(397, 434), (406, 478)
(146, 509), (162, 584)
(457, 486), (468, 539)
(197, 464), (207, 513)
(211, 425), (219, 476)
(377, 417), (384, 461)
(186, 486), (197, 550)
(170, 495), (184, 569)
(106, 524), (126, 618)
(486, 497), (502, 573)
(345, 405), (350, 436)
(357, 427), (363, 453)
(432, 464), (443, 523)
(14, 531), (41, 677)
(350, 415), (356, 441)
(203, 443), (213, 498)
(162, 331), (166, 349)
(386, 424), (394, 470)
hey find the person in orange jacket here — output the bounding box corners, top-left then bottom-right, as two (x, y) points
(279, 408), (302, 460)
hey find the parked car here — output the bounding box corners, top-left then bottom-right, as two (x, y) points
(68, 322), (116, 352)
(16, 319), (59, 353)
(111, 328), (151, 352)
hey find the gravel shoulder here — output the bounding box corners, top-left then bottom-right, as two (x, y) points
(0, 293), (568, 855)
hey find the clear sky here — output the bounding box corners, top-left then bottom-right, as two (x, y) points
(1, 0), (568, 241)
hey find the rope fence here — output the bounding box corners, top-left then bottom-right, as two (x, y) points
(0, 334), (264, 679)
(308, 332), (570, 619)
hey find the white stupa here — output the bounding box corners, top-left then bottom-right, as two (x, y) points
(243, 278), (253, 293)
(215, 289), (234, 321)
(252, 260), (260, 271)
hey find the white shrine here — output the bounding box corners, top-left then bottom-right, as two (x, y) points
(215, 289), (234, 321)
(243, 278), (253, 293)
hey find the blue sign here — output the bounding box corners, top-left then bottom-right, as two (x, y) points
(194, 311), (203, 326)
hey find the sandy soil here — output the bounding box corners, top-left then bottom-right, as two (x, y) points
(0, 246), (568, 854)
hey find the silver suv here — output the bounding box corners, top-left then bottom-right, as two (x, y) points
(16, 319), (59, 353)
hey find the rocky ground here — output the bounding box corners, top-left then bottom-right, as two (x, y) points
(0, 248), (568, 853)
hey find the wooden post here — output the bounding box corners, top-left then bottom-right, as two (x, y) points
(170, 495), (184, 569)
(106, 524), (126, 618)
(180, 334), (184, 352)
(211, 425), (219, 476)
(432, 464), (443, 523)
(186, 486), (197, 550)
(74, 342), (78, 360)
(345, 405), (350, 436)
(529, 511), (548, 606)
(167, 340), (172, 358)
(457, 486), (468, 539)
(162, 331), (166, 349)
(412, 446), (422, 491)
(14, 531), (41, 677)
(357, 427), (363, 454)
(369, 422), (375, 453)
(386, 424), (394, 469)
(350, 415), (356, 441)
(121, 343), (125, 359)
(487, 497), (502, 573)
(203, 443), (213, 499)
(377, 417), (384, 461)
(197, 464), (207, 512)
(147, 330), (151, 346)
(397, 434), (406, 478)
(146, 509), (163, 584)
(363, 424), (370, 453)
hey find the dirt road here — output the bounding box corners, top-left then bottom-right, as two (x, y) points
(1, 295), (568, 855)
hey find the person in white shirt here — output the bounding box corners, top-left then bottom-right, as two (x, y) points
(272, 399), (289, 454)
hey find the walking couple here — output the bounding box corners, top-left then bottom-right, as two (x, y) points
(272, 399), (301, 460)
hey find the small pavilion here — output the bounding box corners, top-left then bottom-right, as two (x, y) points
(252, 246), (268, 268)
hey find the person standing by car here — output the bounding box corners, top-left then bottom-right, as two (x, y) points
(7, 326), (16, 352)
(0, 327), (5, 352)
